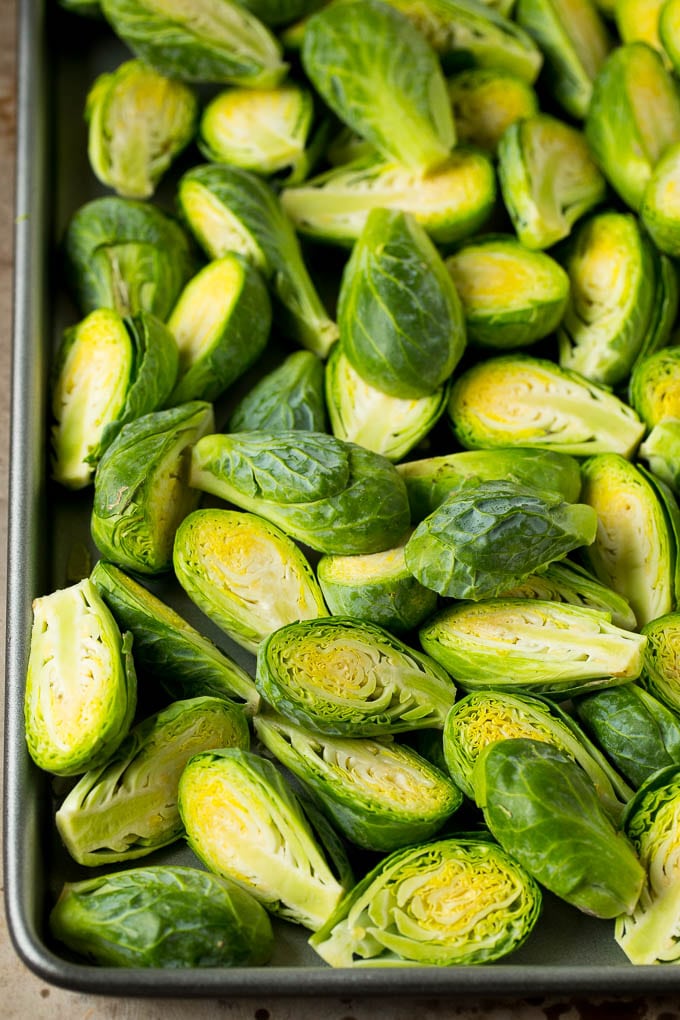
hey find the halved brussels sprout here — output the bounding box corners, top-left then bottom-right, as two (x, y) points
(63, 196), (195, 319)
(472, 738), (645, 918)
(641, 611), (680, 714)
(419, 599), (647, 697)
(630, 346), (680, 429)
(556, 211), (657, 388)
(404, 477), (597, 600)
(446, 68), (538, 156)
(309, 835), (542, 966)
(254, 711), (462, 852)
(56, 696), (250, 866)
(301, 0), (454, 175)
(50, 308), (179, 489)
(50, 865), (273, 967)
(86, 59), (198, 199)
(580, 453), (678, 627)
(498, 113), (606, 249)
(616, 0), (667, 54)
(91, 400), (214, 575)
(178, 747), (349, 929)
(166, 254), (271, 404)
(640, 141), (680, 256)
(585, 42), (680, 212)
(280, 150), (496, 246)
(190, 430), (411, 554)
(100, 0), (287, 87)
(90, 560), (260, 713)
(338, 208), (466, 399)
(24, 578), (136, 776)
(445, 234), (569, 349)
(448, 354), (646, 457)
(316, 531), (438, 634)
(178, 163), (337, 357)
(639, 419), (680, 495)
(228, 350), (327, 432)
(173, 508), (328, 654)
(256, 617), (457, 735)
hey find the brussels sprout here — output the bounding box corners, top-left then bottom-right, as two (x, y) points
(580, 453), (678, 627)
(445, 235), (569, 349)
(90, 560), (260, 713)
(660, 0), (680, 73)
(615, 765), (680, 963)
(404, 478), (597, 600)
(91, 401), (214, 575)
(419, 599), (647, 697)
(616, 0), (667, 54)
(24, 578), (136, 776)
(630, 346), (680, 429)
(228, 350), (327, 432)
(173, 508), (328, 654)
(190, 430), (411, 555)
(639, 419), (680, 495)
(446, 68), (538, 156)
(641, 611), (680, 714)
(301, 0), (454, 175)
(256, 617), (457, 735)
(254, 712), (462, 852)
(316, 531), (438, 634)
(178, 164), (337, 357)
(178, 747), (348, 929)
(280, 150), (496, 247)
(514, 0), (611, 119)
(63, 196), (196, 319)
(472, 738), (645, 918)
(50, 308), (179, 489)
(86, 59), (198, 199)
(398, 447), (583, 522)
(198, 83), (314, 177)
(639, 251), (680, 367)
(574, 683), (680, 790)
(640, 141), (680, 257)
(585, 42), (680, 212)
(556, 212), (657, 388)
(498, 113), (606, 250)
(166, 255), (271, 405)
(49, 865), (273, 967)
(56, 696), (250, 866)
(309, 835), (542, 966)
(338, 209), (465, 399)
(100, 0), (287, 88)
(448, 354), (645, 457)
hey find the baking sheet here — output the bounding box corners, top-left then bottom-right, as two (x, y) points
(4, 0), (677, 996)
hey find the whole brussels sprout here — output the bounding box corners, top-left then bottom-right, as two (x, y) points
(228, 349), (327, 433)
(446, 69), (538, 156)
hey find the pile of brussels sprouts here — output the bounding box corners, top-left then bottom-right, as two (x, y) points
(29, 0), (680, 971)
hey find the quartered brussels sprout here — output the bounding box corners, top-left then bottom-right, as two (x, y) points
(50, 308), (179, 489)
(173, 508), (327, 654)
(166, 254), (271, 405)
(309, 835), (542, 967)
(100, 0), (287, 87)
(445, 235), (569, 349)
(316, 531), (438, 635)
(256, 617), (457, 735)
(280, 150), (496, 247)
(63, 196), (195, 320)
(178, 163), (337, 357)
(178, 747), (349, 929)
(472, 738), (645, 918)
(301, 0), (454, 175)
(25, 578), (136, 776)
(50, 865), (273, 967)
(419, 599), (647, 698)
(404, 477), (597, 600)
(580, 454), (679, 627)
(641, 612), (680, 714)
(498, 113), (606, 250)
(190, 430), (411, 555)
(585, 42), (680, 212)
(90, 560), (260, 713)
(639, 419), (680, 495)
(640, 141), (680, 257)
(448, 354), (646, 457)
(338, 208), (465, 399)
(86, 59), (197, 199)
(630, 344), (680, 429)
(56, 696), (250, 866)
(254, 712), (462, 852)
(91, 401), (214, 575)
(228, 350), (327, 432)
(515, 0), (611, 119)
(446, 68), (538, 156)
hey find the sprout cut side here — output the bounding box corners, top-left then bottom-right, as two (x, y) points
(446, 68), (538, 156)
